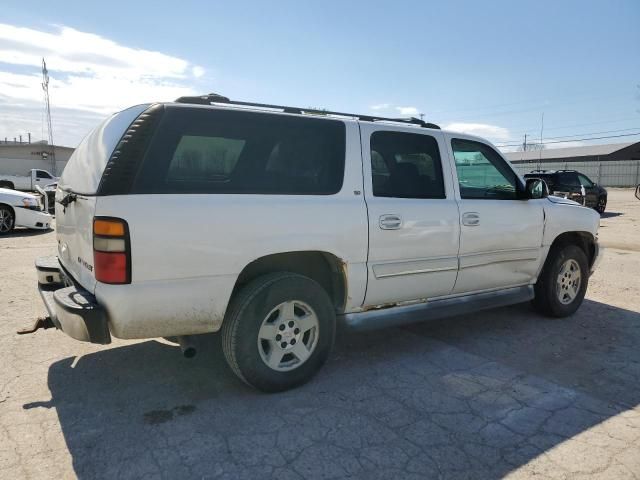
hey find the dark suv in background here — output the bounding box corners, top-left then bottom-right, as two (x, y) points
(524, 170), (608, 214)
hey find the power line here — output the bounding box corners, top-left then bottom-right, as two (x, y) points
(507, 116), (640, 136)
(495, 128), (640, 146)
(495, 131), (640, 147)
(533, 127), (640, 141)
(432, 91), (631, 117)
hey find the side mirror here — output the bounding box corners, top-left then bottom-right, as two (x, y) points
(525, 178), (549, 199)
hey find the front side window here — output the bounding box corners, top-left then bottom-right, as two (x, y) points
(451, 139), (518, 200)
(370, 131), (445, 199)
(577, 173), (594, 187)
(135, 108), (346, 195)
(36, 170), (51, 179)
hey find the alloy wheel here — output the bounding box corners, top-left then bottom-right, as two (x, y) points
(257, 300), (319, 372)
(556, 259), (582, 305)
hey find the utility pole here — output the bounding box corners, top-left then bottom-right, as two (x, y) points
(42, 58), (56, 175)
(538, 113), (544, 171)
(523, 134), (527, 152)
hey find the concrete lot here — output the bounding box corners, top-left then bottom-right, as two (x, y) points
(1, 189), (639, 479)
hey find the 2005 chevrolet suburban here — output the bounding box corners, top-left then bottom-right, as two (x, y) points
(34, 94), (602, 392)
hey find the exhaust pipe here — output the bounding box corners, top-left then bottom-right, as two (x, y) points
(176, 335), (196, 358)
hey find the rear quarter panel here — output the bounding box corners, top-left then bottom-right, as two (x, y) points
(93, 122), (368, 339)
(55, 105), (150, 292)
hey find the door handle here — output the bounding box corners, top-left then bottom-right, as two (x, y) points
(379, 214), (402, 230)
(462, 212), (480, 226)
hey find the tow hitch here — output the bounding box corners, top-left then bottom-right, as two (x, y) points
(17, 317), (55, 335)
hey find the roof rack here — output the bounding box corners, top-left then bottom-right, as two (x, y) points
(174, 93), (441, 130)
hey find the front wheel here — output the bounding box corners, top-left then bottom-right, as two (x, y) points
(221, 272), (336, 392)
(0, 206), (15, 235)
(532, 244), (589, 317)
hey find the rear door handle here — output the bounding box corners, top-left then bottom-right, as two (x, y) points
(462, 212), (480, 226)
(379, 214), (402, 230)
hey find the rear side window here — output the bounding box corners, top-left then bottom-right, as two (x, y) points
(168, 136), (245, 180)
(134, 108), (346, 195)
(370, 131), (445, 199)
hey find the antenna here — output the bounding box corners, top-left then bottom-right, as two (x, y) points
(42, 58), (56, 175)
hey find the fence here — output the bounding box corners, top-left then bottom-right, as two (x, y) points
(511, 160), (640, 187)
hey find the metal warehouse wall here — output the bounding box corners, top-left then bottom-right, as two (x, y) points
(512, 160), (640, 187)
(0, 158), (68, 176)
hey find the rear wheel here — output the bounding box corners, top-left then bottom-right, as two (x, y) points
(0, 206), (15, 235)
(221, 272), (336, 392)
(0, 181), (14, 190)
(532, 244), (589, 317)
(596, 196), (606, 214)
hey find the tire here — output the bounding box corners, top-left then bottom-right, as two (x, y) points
(221, 272), (336, 392)
(0, 181), (14, 190)
(596, 196), (606, 214)
(0, 205), (15, 235)
(532, 244), (589, 317)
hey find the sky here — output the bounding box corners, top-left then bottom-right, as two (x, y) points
(0, 0), (638, 151)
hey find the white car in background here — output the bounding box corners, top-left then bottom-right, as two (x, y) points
(0, 188), (53, 235)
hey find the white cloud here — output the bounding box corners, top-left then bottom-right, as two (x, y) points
(443, 122), (511, 142)
(0, 23), (208, 145)
(370, 103), (390, 111)
(192, 66), (206, 78)
(396, 106), (419, 116)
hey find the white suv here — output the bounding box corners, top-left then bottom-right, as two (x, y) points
(34, 94), (602, 392)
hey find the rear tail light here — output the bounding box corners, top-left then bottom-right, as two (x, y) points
(93, 217), (131, 284)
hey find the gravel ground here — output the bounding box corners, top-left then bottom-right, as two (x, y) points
(0, 189), (639, 479)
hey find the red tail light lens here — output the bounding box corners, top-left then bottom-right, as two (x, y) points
(94, 251), (128, 283)
(93, 217), (130, 284)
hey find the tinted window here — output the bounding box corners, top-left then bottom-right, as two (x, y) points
(168, 136), (245, 180)
(451, 139), (519, 200)
(134, 108), (346, 195)
(577, 173), (594, 187)
(36, 170), (51, 179)
(557, 172), (580, 187)
(370, 131), (445, 199)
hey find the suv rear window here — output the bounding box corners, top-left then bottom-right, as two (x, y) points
(557, 172), (580, 186)
(133, 107), (346, 195)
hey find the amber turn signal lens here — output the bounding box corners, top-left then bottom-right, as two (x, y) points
(94, 219), (125, 237)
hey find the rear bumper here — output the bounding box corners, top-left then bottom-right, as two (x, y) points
(36, 256), (111, 344)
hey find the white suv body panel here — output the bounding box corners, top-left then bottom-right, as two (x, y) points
(38, 102), (602, 342)
(55, 104), (150, 294)
(359, 123), (461, 306)
(93, 121), (369, 338)
(441, 132), (546, 293)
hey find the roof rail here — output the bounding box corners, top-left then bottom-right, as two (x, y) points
(174, 93), (441, 130)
